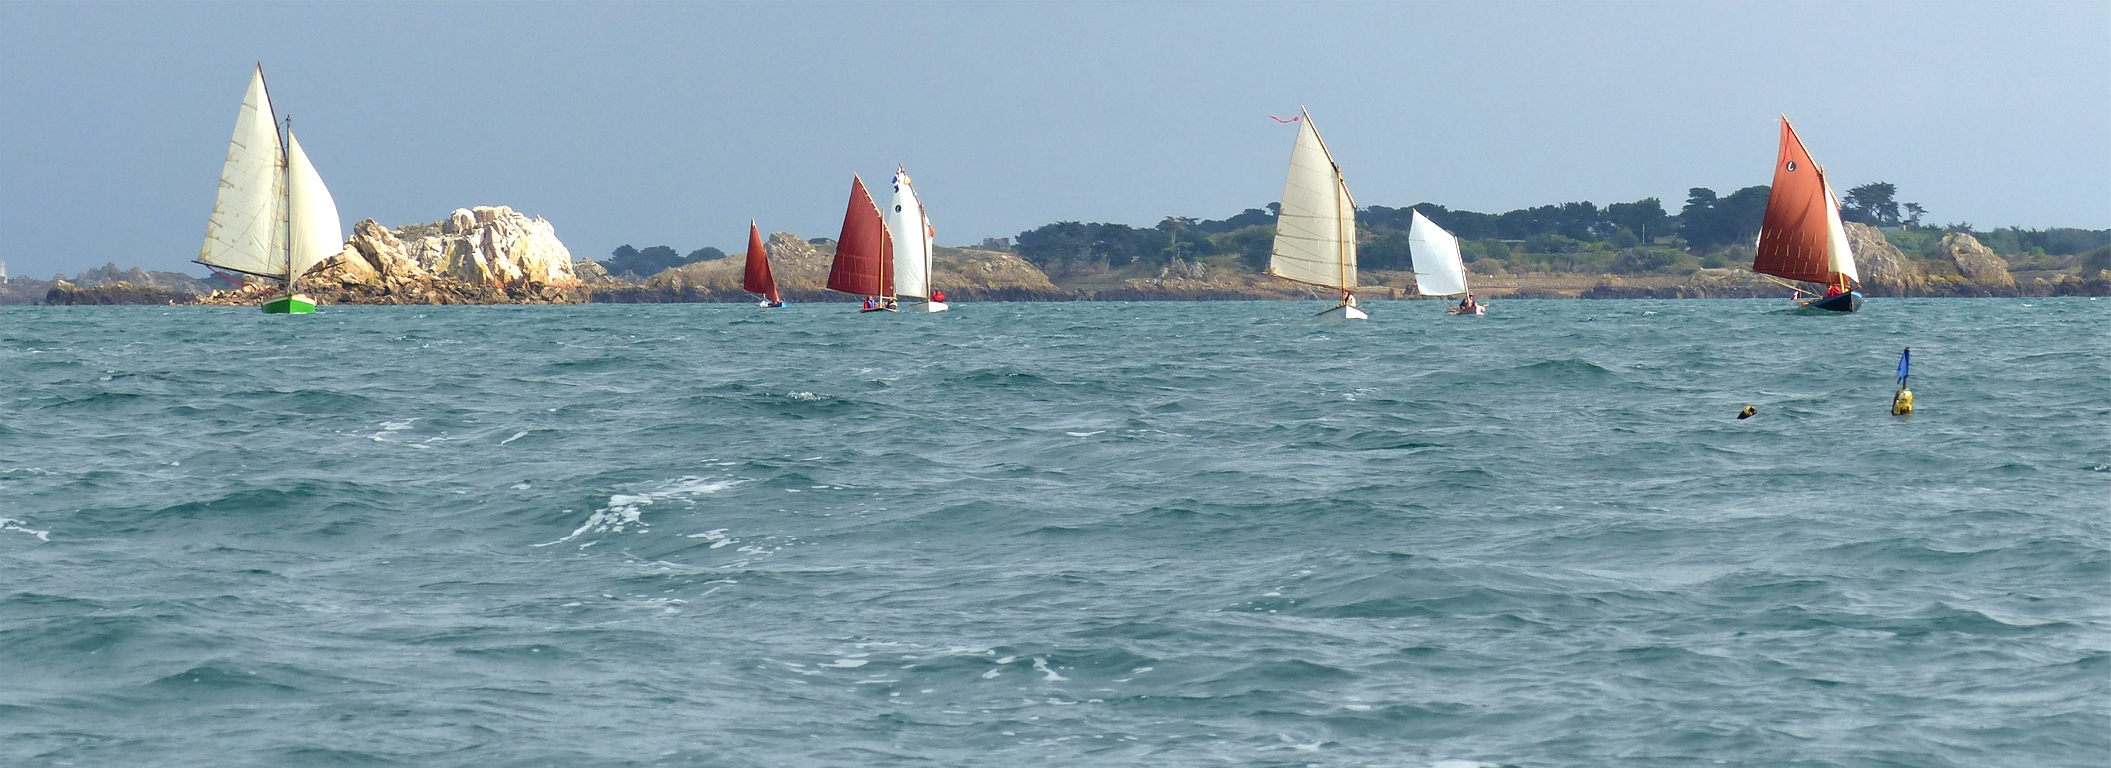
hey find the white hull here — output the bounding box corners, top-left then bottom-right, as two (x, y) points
(922, 300), (949, 313)
(1316, 303), (1369, 320)
(1448, 305), (1485, 316)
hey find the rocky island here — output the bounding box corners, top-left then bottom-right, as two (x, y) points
(16, 198), (2107, 306)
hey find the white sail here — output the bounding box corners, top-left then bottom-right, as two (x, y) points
(284, 132), (342, 284)
(1820, 177), (1860, 285)
(1268, 111), (1356, 291)
(1407, 210), (1469, 296)
(198, 67), (286, 279)
(888, 167), (932, 299)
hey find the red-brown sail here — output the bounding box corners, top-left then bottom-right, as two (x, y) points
(826, 175), (893, 297)
(1754, 118), (1850, 285)
(741, 222), (779, 303)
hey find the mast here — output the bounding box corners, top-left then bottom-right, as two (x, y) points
(1319, 108), (1354, 294)
(280, 113), (294, 293)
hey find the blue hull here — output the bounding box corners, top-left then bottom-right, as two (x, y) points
(1800, 291), (1862, 313)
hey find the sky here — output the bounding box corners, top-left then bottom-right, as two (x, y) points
(1, 1), (2105, 278)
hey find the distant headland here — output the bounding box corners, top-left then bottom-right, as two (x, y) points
(11, 189), (2108, 306)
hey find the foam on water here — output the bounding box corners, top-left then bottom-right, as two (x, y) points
(1, 300), (2105, 767)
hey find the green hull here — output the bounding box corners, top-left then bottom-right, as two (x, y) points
(261, 294), (317, 314)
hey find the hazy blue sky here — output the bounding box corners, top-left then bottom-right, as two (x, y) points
(2, 1), (2105, 278)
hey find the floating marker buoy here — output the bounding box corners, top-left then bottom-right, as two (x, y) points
(1737, 405), (1757, 420)
(1891, 347), (1914, 415)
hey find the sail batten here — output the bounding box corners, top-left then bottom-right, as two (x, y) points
(742, 222), (779, 302)
(1408, 211), (1469, 297)
(1754, 118), (1858, 286)
(826, 175), (893, 297)
(1268, 111), (1357, 291)
(198, 67), (287, 279)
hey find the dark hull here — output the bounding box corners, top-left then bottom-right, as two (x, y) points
(1799, 291), (1862, 313)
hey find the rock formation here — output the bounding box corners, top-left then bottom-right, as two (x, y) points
(1844, 222), (1927, 296)
(1935, 232), (2017, 294)
(202, 206), (587, 305)
(42, 280), (196, 305)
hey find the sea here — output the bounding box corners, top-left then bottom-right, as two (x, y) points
(2, 298), (2105, 768)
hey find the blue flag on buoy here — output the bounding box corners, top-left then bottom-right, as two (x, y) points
(1896, 347), (1911, 387)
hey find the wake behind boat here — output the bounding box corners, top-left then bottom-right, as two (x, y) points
(1267, 108), (1365, 320)
(195, 65), (343, 315)
(1755, 117), (1862, 313)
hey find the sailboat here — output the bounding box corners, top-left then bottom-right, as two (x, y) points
(888, 167), (949, 313)
(1268, 108), (1365, 320)
(742, 222), (783, 307)
(1755, 116), (1861, 313)
(825, 175), (896, 312)
(195, 65), (343, 315)
(1406, 211), (1482, 315)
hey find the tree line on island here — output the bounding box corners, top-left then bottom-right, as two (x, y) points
(596, 180), (2107, 287)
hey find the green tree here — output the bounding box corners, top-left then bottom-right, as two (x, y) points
(1843, 182), (1900, 226)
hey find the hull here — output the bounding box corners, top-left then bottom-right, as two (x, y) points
(1798, 291), (1862, 313)
(758, 300), (785, 308)
(921, 300), (949, 313)
(1315, 302), (1369, 320)
(1448, 305), (1486, 316)
(261, 294), (317, 314)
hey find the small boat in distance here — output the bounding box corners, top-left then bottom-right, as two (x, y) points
(742, 222), (783, 307)
(1755, 116), (1861, 313)
(826, 175), (897, 312)
(888, 167), (948, 313)
(1267, 108), (1365, 320)
(195, 65), (343, 315)
(1406, 210), (1483, 315)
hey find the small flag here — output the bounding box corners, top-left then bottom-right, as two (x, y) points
(1269, 115), (1300, 124)
(1896, 347), (1911, 387)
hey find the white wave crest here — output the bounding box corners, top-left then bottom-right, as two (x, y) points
(536, 476), (742, 547)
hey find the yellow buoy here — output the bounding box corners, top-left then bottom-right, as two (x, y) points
(1737, 405), (1757, 420)
(1891, 387), (1914, 416)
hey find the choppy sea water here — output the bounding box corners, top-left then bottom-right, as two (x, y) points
(1, 298), (2106, 767)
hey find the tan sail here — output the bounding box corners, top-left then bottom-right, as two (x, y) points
(1267, 109), (1357, 292)
(197, 66), (286, 279)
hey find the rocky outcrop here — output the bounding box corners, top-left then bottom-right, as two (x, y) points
(593, 233), (1066, 303)
(1844, 222), (1927, 296)
(1936, 232), (2017, 294)
(201, 206), (588, 306)
(43, 280), (196, 305)
(571, 257), (622, 287)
